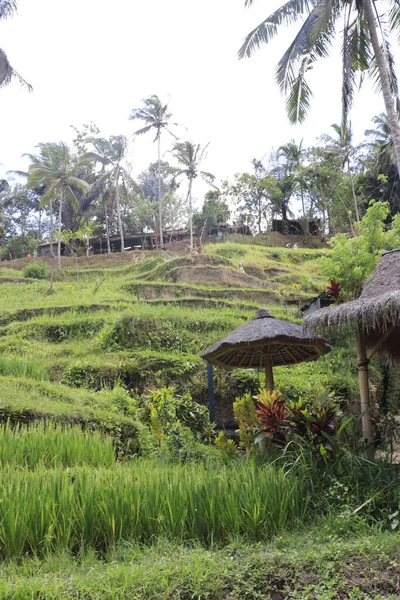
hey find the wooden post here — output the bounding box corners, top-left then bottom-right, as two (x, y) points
(207, 363), (216, 422)
(355, 330), (374, 456)
(265, 355), (274, 393)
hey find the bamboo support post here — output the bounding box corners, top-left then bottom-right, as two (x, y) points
(355, 330), (374, 457)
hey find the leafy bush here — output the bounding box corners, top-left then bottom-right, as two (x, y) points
(254, 387), (350, 461)
(23, 262), (49, 280)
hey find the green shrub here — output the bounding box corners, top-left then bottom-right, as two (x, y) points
(23, 262), (49, 280)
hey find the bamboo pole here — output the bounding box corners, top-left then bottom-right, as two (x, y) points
(265, 355), (274, 393)
(355, 330), (374, 457)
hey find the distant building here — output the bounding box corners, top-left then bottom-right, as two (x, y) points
(272, 219), (321, 236)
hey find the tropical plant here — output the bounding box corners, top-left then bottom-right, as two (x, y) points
(170, 140), (215, 250)
(130, 95), (178, 247)
(85, 135), (135, 252)
(321, 123), (360, 222)
(238, 0), (400, 174)
(277, 139), (306, 216)
(0, 1), (31, 90)
(25, 143), (90, 269)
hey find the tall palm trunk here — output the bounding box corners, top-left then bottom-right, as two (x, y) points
(114, 165), (125, 252)
(157, 135), (164, 248)
(348, 163), (360, 222)
(105, 203), (111, 253)
(57, 187), (63, 271)
(363, 0), (400, 173)
(188, 178), (193, 251)
(49, 199), (55, 258)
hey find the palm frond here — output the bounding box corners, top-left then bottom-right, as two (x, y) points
(0, 48), (32, 91)
(66, 176), (89, 191)
(39, 181), (59, 207)
(133, 124), (153, 136)
(275, 4), (335, 93)
(238, 0), (315, 59)
(0, 1), (17, 21)
(284, 56), (313, 123)
(83, 152), (111, 166)
(65, 185), (79, 212)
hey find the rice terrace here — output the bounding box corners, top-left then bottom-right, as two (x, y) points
(4, 0), (400, 597)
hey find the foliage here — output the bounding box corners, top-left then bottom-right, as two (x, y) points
(233, 391), (258, 452)
(319, 200), (400, 298)
(255, 387), (349, 460)
(22, 261), (49, 280)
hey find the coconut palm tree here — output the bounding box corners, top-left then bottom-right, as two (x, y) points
(85, 135), (136, 252)
(0, 1), (31, 90)
(170, 141), (215, 251)
(277, 140), (306, 216)
(25, 143), (89, 270)
(321, 123), (360, 222)
(238, 0), (400, 174)
(129, 95), (177, 247)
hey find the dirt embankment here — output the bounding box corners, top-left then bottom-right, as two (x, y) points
(171, 266), (268, 289)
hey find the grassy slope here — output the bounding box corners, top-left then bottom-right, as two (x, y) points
(0, 244), (338, 427)
(0, 244), (397, 598)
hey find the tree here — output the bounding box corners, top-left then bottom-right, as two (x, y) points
(238, 0), (400, 175)
(319, 200), (399, 299)
(136, 161), (186, 235)
(170, 141), (215, 250)
(85, 136), (134, 252)
(321, 123), (360, 222)
(0, 1), (31, 90)
(277, 140), (306, 216)
(129, 95), (177, 247)
(193, 190), (230, 234)
(223, 160), (280, 233)
(25, 143), (89, 270)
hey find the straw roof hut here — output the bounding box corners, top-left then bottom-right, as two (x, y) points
(201, 308), (330, 392)
(304, 248), (400, 448)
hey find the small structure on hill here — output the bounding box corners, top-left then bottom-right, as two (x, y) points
(304, 248), (400, 452)
(272, 219), (321, 236)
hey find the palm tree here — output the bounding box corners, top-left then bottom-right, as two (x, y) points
(0, 1), (31, 90)
(170, 141), (215, 251)
(277, 140), (305, 216)
(85, 136), (135, 252)
(25, 143), (89, 270)
(239, 0), (400, 174)
(321, 123), (360, 222)
(129, 95), (177, 247)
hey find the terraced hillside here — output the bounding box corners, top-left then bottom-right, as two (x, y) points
(0, 242), (339, 430)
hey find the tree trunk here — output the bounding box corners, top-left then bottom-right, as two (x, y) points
(105, 203), (111, 253)
(363, 0), (400, 174)
(49, 199), (55, 258)
(57, 188), (63, 271)
(114, 165), (125, 252)
(348, 163), (360, 222)
(188, 178), (193, 251)
(157, 135), (164, 248)
(355, 330), (374, 458)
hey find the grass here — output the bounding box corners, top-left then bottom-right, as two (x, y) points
(0, 460), (309, 558)
(0, 422), (115, 469)
(0, 531), (398, 599)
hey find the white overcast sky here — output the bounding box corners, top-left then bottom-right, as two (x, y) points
(0, 0), (388, 210)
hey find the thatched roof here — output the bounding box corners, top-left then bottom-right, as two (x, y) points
(304, 248), (400, 362)
(201, 309), (330, 369)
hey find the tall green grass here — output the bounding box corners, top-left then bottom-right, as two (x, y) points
(0, 461), (309, 558)
(0, 355), (48, 380)
(0, 423), (115, 469)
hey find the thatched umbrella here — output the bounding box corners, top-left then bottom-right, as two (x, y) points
(201, 308), (330, 392)
(304, 248), (400, 448)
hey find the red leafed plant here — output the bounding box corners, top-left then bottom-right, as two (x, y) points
(327, 280), (340, 297)
(256, 390), (288, 446)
